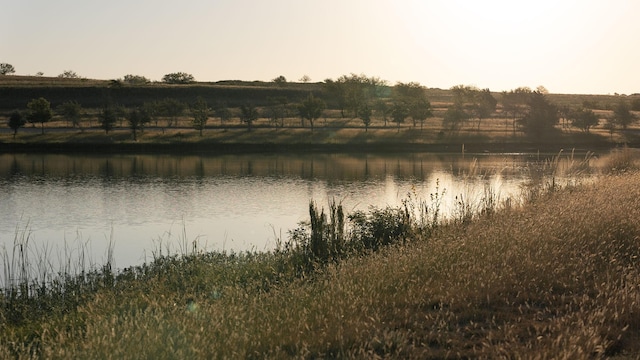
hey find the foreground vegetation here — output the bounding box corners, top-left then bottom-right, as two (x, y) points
(1, 150), (639, 358)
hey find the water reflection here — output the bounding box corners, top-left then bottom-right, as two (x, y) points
(0, 152), (576, 180)
(0, 152), (595, 270)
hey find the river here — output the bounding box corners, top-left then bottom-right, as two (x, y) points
(0, 151), (596, 271)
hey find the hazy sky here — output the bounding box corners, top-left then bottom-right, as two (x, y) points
(3, 0), (639, 94)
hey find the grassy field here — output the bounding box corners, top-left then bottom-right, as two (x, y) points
(1, 149), (639, 358)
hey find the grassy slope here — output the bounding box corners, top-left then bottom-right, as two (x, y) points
(3, 170), (640, 358)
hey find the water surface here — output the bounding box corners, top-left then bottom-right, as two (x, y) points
(0, 152), (592, 270)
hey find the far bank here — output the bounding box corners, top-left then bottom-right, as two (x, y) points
(1, 126), (636, 155)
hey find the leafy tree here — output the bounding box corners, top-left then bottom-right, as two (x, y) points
(471, 89), (497, 129)
(390, 102), (409, 133)
(272, 75), (287, 85)
(604, 116), (617, 138)
(240, 103), (260, 131)
(558, 105), (571, 129)
(26, 97), (53, 134)
(266, 96), (289, 129)
(299, 75), (311, 83)
(501, 87), (532, 133)
(519, 91), (559, 138)
(298, 93), (326, 131)
(569, 108), (599, 133)
(214, 102), (232, 130)
(0, 63), (16, 75)
(162, 72), (194, 84)
(394, 82), (431, 128)
(8, 111), (25, 138)
(450, 84), (470, 105)
(409, 98), (432, 130)
(612, 100), (636, 130)
(631, 98), (640, 111)
(323, 78), (347, 117)
(191, 97), (209, 136)
(58, 70), (80, 78)
(374, 99), (390, 127)
(448, 84), (475, 128)
(123, 74), (150, 85)
(394, 82), (427, 102)
(358, 102), (373, 132)
(324, 74), (386, 118)
(536, 85), (549, 94)
(99, 106), (118, 133)
(158, 98), (185, 127)
(57, 101), (82, 128)
(442, 104), (469, 134)
(143, 101), (161, 127)
(127, 108), (150, 140)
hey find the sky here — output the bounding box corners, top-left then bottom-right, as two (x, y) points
(2, 0), (639, 95)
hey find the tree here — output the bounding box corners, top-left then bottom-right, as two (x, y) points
(569, 108), (599, 133)
(390, 102), (409, 133)
(158, 98), (185, 127)
(8, 111), (25, 138)
(374, 99), (390, 127)
(126, 108), (150, 140)
(58, 70), (80, 78)
(442, 104), (469, 134)
(299, 75), (311, 83)
(519, 91), (559, 138)
(324, 74), (386, 118)
(57, 101), (82, 128)
(536, 85), (549, 94)
(558, 105), (571, 129)
(409, 98), (432, 130)
(240, 103), (260, 131)
(358, 102), (373, 132)
(191, 97), (209, 136)
(214, 102), (232, 130)
(272, 75), (287, 85)
(266, 96), (289, 129)
(26, 97), (53, 134)
(143, 101), (161, 127)
(612, 100), (636, 130)
(123, 74), (150, 85)
(604, 116), (617, 138)
(394, 82), (431, 128)
(471, 89), (497, 129)
(162, 72), (194, 84)
(0, 63), (16, 75)
(99, 106), (117, 134)
(501, 87), (532, 133)
(298, 93), (325, 131)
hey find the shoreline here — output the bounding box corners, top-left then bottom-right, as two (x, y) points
(0, 139), (630, 155)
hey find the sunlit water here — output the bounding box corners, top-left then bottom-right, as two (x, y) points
(0, 152), (596, 271)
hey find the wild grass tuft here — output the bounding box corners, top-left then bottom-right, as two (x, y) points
(599, 145), (638, 174)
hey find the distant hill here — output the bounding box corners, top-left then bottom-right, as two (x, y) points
(0, 75), (635, 113)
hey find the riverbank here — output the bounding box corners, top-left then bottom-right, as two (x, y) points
(2, 166), (639, 358)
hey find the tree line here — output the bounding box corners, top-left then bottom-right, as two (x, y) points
(4, 70), (639, 140)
